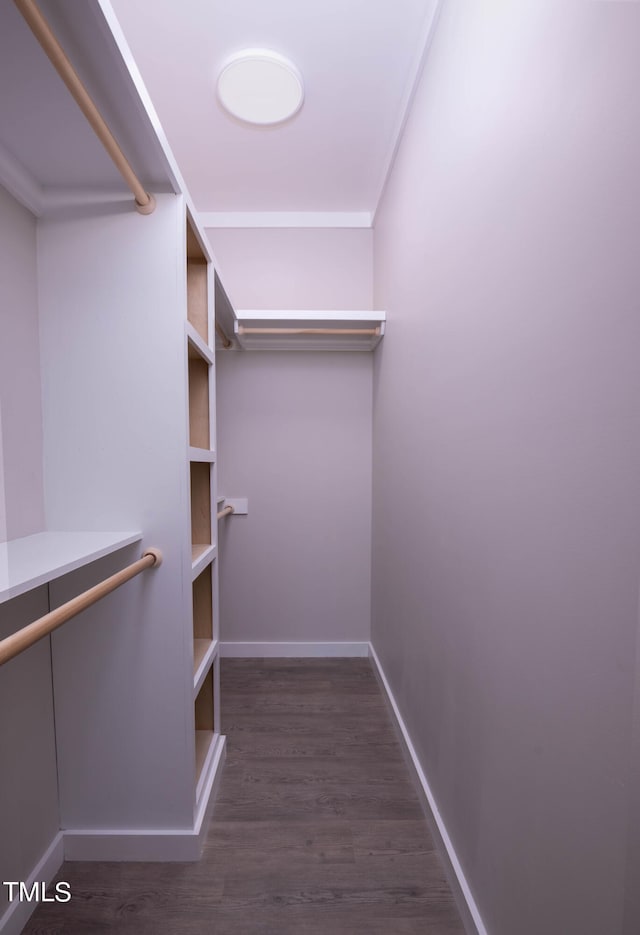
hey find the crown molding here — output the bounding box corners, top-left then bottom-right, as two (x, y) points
(200, 211), (372, 229)
(0, 141), (44, 216)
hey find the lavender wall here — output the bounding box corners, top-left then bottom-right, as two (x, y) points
(0, 184), (45, 542)
(208, 228), (373, 310)
(208, 228), (373, 647)
(0, 411), (6, 541)
(371, 3), (640, 934)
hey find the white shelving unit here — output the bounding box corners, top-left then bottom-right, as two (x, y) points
(0, 6), (231, 917)
(186, 217), (223, 794)
(0, 531), (141, 604)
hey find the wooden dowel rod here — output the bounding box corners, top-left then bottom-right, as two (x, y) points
(216, 505), (235, 520)
(237, 326), (381, 337)
(14, 0), (155, 215)
(0, 548), (163, 667)
(215, 322), (232, 349)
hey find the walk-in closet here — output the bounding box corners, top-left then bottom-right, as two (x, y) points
(2, 2), (640, 934)
(0, 3), (228, 932)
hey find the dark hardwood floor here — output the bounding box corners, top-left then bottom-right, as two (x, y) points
(23, 658), (465, 934)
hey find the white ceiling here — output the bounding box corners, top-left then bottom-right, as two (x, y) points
(109, 0), (441, 224)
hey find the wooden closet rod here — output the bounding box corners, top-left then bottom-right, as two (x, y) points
(0, 548), (163, 667)
(237, 326), (381, 337)
(217, 505), (235, 520)
(14, 0), (156, 215)
(215, 322), (232, 349)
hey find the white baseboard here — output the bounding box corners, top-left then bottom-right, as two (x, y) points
(63, 828), (202, 862)
(221, 641), (370, 658)
(0, 832), (64, 935)
(368, 643), (488, 935)
(0, 741), (226, 930)
(64, 737), (226, 862)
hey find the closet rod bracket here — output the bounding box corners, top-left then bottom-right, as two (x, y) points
(143, 547), (163, 567)
(135, 193), (157, 216)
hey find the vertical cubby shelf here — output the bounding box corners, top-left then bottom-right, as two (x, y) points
(188, 351), (210, 450)
(193, 564), (213, 678)
(190, 460), (212, 564)
(195, 664), (215, 787)
(187, 226), (208, 344)
(185, 216), (223, 809)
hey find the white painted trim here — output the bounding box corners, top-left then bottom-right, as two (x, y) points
(201, 211), (372, 229)
(194, 731), (218, 804)
(0, 141), (44, 217)
(41, 188), (152, 211)
(64, 828), (200, 863)
(0, 832), (64, 935)
(96, 0), (182, 196)
(194, 735), (226, 827)
(186, 322), (215, 365)
(193, 640), (219, 693)
(236, 309), (385, 322)
(371, 0), (444, 226)
(189, 447), (216, 463)
(63, 737), (226, 862)
(368, 643), (488, 935)
(221, 641), (370, 658)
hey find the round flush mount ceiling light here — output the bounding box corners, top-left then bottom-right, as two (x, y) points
(217, 49), (304, 126)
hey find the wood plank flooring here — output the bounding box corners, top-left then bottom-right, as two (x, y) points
(23, 658), (465, 934)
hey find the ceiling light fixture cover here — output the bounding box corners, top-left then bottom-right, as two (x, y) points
(217, 49), (304, 126)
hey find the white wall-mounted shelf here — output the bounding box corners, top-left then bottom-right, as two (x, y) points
(0, 530), (142, 604)
(233, 309), (386, 351)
